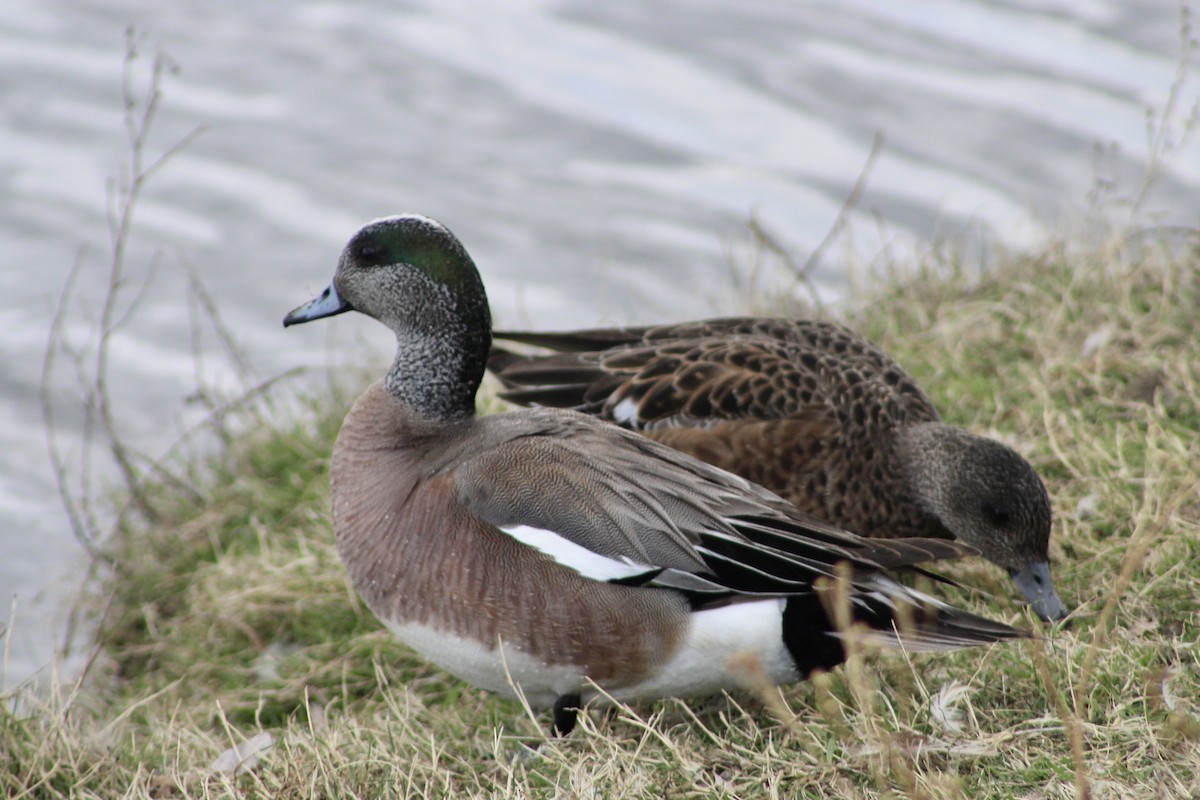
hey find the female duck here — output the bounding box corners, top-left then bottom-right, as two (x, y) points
(489, 319), (1068, 622)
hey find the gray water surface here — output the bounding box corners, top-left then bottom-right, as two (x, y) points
(3, 0), (1197, 688)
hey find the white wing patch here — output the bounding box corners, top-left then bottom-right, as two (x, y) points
(611, 396), (641, 426)
(501, 524), (652, 582)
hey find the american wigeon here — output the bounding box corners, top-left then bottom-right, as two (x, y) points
(284, 215), (1026, 736)
(488, 318), (1069, 622)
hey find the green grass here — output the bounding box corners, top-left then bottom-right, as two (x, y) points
(5, 231), (1199, 799)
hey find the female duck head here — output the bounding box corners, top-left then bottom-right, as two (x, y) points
(284, 215), (493, 420)
(897, 422), (1067, 621)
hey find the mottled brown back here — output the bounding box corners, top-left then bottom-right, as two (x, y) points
(490, 318), (945, 540)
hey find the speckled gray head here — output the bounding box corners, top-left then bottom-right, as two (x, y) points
(284, 214), (493, 421)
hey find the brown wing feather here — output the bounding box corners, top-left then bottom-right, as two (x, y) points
(645, 417), (837, 496)
(490, 318), (939, 430)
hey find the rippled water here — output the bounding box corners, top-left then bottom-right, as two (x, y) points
(2, 0), (1196, 687)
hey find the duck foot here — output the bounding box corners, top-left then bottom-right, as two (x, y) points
(552, 693), (582, 737)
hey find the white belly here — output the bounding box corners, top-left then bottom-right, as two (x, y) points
(385, 619), (586, 708)
(384, 598), (796, 709)
(610, 598), (798, 702)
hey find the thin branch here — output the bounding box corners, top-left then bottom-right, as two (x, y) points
(1127, 3), (1199, 221)
(141, 125), (208, 184)
(42, 31), (208, 559)
(39, 252), (105, 559)
(748, 130), (885, 312)
(156, 367), (309, 470)
(799, 128), (885, 285)
(94, 37), (205, 523)
(106, 253), (159, 337)
(184, 255), (255, 382)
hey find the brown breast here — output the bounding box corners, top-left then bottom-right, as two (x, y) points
(329, 382), (691, 685)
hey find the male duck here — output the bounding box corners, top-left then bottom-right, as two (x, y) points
(489, 318), (1069, 622)
(284, 215), (1026, 736)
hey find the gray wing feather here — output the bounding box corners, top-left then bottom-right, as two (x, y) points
(451, 409), (966, 584)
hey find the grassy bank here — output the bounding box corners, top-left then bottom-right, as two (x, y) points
(4, 231), (1199, 799)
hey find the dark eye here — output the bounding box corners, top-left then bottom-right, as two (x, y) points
(355, 244), (382, 261)
(984, 505), (1012, 526)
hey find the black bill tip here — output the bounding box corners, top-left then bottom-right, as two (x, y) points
(283, 282), (351, 327)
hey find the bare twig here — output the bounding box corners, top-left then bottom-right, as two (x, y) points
(182, 253), (261, 447)
(1127, 3), (1199, 221)
(41, 30), (210, 560)
(184, 256), (255, 384)
(801, 129), (885, 284)
(38, 33), (332, 678)
(40, 252), (106, 560)
(93, 33), (205, 523)
(748, 130), (885, 312)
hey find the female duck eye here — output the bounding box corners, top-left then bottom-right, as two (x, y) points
(984, 505), (1012, 526)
